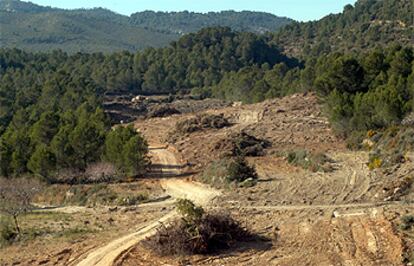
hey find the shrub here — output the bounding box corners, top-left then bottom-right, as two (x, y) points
(175, 199), (204, 221)
(346, 131), (366, 150)
(0, 217), (17, 246)
(368, 157), (383, 170)
(83, 162), (119, 183)
(227, 156), (258, 183)
(200, 156), (258, 187)
(368, 126), (414, 168)
(286, 149), (334, 172)
(116, 194), (148, 206)
(400, 215), (414, 231)
(144, 200), (250, 256)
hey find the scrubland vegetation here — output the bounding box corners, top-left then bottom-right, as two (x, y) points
(200, 156), (258, 188)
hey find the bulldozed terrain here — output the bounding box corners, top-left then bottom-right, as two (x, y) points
(129, 92), (414, 266)
(1, 93), (413, 266)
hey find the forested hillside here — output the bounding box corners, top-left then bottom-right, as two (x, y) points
(0, 49), (149, 182)
(0, 0), (293, 53)
(272, 0), (414, 57)
(0, 27), (297, 180)
(0, 0), (178, 53)
(130, 11), (293, 34)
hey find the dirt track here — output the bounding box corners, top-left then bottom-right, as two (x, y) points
(74, 147), (220, 266)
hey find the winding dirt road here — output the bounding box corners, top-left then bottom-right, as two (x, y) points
(74, 146), (220, 266)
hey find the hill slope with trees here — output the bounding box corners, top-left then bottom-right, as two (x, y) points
(0, 0), (293, 53)
(272, 0), (414, 57)
(129, 10), (293, 34)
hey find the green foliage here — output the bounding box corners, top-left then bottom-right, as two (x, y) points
(27, 144), (56, 178)
(321, 46), (414, 137)
(367, 126), (414, 168)
(273, 0), (414, 58)
(0, 216), (17, 246)
(200, 156), (257, 187)
(0, 1), (178, 53)
(227, 156), (258, 183)
(0, 1), (293, 53)
(104, 126), (149, 177)
(0, 50), (152, 181)
(175, 199), (205, 221)
(130, 10), (293, 35)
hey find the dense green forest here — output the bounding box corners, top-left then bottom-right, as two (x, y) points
(273, 0), (413, 57)
(0, 49), (149, 182)
(130, 11), (293, 34)
(0, 27), (296, 181)
(0, 0), (292, 53)
(0, 0), (178, 53)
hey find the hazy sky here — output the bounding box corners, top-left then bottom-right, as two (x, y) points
(28, 0), (357, 22)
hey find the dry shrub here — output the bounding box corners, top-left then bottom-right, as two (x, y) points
(144, 211), (250, 256)
(84, 162), (118, 183)
(214, 132), (271, 157)
(53, 168), (83, 184)
(0, 178), (42, 236)
(147, 105), (180, 118)
(52, 163), (119, 184)
(286, 149), (335, 172)
(174, 114), (230, 135)
(368, 126), (414, 168)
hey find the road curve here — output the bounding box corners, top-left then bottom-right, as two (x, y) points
(73, 146), (220, 266)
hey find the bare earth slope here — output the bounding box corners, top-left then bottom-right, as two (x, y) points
(124, 93), (413, 266)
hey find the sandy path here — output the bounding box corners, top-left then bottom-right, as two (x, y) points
(74, 146), (220, 266)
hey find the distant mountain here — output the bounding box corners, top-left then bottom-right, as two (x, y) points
(273, 0), (414, 57)
(129, 10), (294, 34)
(0, 0), (294, 53)
(0, 0), (179, 53)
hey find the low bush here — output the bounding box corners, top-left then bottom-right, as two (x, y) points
(116, 194), (148, 206)
(286, 149), (334, 172)
(367, 126), (414, 169)
(0, 217), (17, 246)
(175, 199), (204, 221)
(200, 156), (258, 187)
(144, 200), (250, 256)
(400, 215), (414, 231)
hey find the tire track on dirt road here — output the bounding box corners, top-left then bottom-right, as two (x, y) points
(73, 146), (220, 266)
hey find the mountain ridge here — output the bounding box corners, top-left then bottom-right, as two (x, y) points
(0, 0), (294, 53)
